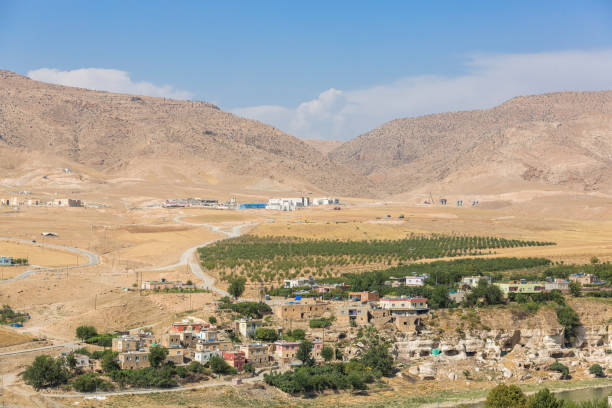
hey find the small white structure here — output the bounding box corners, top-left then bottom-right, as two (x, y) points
(405, 276), (426, 286)
(194, 350), (221, 363)
(197, 329), (218, 342)
(461, 276), (491, 288)
(267, 197), (310, 211)
(284, 276), (315, 288)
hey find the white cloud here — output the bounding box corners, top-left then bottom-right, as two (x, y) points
(232, 49), (612, 140)
(27, 68), (193, 100)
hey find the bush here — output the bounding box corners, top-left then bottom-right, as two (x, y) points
(108, 366), (178, 388)
(101, 353), (120, 372)
(209, 355), (236, 375)
(550, 361), (570, 379)
(485, 384), (526, 408)
(321, 346), (334, 362)
(526, 388), (563, 408)
(589, 364), (605, 378)
(149, 346), (169, 368)
(76, 325), (98, 342)
(23, 355), (70, 390)
(282, 329), (306, 341)
(244, 362), (255, 374)
(254, 327), (278, 342)
(359, 340), (394, 377)
(309, 317), (333, 329)
(218, 301), (272, 318)
(208, 316), (217, 325)
(72, 373), (114, 392)
(187, 361), (207, 374)
(296, 341), (315, 367)
(264, 363), (375, 394)
(556, 305), (580, 343)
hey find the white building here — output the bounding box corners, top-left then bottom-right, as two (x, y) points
(379, 297), (429, 315)
(405, 276), (425, 286)
(267, 197), (310, 211)
(283, 276), (315, 288)
(461, 276), (491, 288)
(194, 350), (222, 363)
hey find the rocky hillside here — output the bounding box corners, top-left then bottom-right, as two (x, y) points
(330, 91), (612, 195)
(0, 70), (374, 197)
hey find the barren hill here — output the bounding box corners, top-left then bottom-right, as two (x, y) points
(0, 70), (373, 197)
(330, 91), (612, 196)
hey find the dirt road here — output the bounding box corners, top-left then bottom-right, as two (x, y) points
(0, 236), (99, 283)
(137, 216), (257, 297)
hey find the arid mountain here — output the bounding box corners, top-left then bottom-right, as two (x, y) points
(0, 70), (374, 197)
(330, 91), (612, 196)
(302, 139), (344, 155)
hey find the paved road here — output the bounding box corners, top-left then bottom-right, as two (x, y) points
(0, 236), (99, 283)
(0, 342), (77, 356)
(137, 216), (257, 297)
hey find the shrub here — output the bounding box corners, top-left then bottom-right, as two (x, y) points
(72, 373), (114, 392)
(254, 327), (278, 342)
(309, 317), (333, 329)
(149, 346), (169, 368)
(187, 361), (207, 374)
(359, 340), (394, 377)
(485, 384), (526, 408)
(208, 316), (217, 325)
(550, 361), (570, 379)
(209, 355), (236, 375)
(321, 346), (334, 362)
(23, 355), (70, 390)
(218, 301), (272, 319)
(296, 341), (315, 367)
(76, 325), (98, 342)
(589, 364), (605, 378)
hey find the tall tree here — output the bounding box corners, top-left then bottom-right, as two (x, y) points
(296, 341), (315, 367)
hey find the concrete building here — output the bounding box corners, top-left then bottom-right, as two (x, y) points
(277, 301), (331, 321)
(273, 341), (301, 363)
(195, 340), (233, 353)
(112, 334), (154, 353)
(283, 276), (315, 288)
(336, 303), (370, 326)
(160, 333), (181, 348)
(234, 319), (263, 338)
(267, 197), (310, 211)
(494, 281), (545, 296)
(118, 351), (150, 370)
(0, 256), (14, 266)
(569, 273), (599, 285)
(379, 297), (429, 315)
(171, 319), (208, 333)
(197, 329), (218, 342)
(223, 351), (245, 371)
(194, 349), (222, 363)
(166, 347), (184, 365)
(348, 291), (379, 302)
(239, 344), (270, 367)
(544, 279), (570, 293)
(405, 276), (426, 286)
(461, 276), (492, 288)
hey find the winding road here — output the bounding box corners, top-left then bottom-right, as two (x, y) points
(136, 214), (257, 297)
(0, 236), (99, 284)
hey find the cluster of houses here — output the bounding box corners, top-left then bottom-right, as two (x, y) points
(0, 197), (84, 208)
(94, 317), (329, 372)
(242, 197), (339, 211)
(162, 198), (219, 208)
(160, 196), (340, 212)
(141, 279), (195, 291)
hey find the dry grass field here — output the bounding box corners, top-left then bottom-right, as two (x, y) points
(0, 326), (31, 347)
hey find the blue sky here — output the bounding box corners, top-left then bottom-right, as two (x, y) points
(2, 1), (612, 139)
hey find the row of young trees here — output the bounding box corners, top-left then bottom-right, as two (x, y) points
(199, 235), (553, 284)
(483, 384), (608, 408)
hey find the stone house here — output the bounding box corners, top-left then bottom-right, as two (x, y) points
(239, 343), (270, 367)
